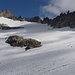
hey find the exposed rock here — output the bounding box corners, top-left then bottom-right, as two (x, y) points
(0, 9), (18, 20)
(42, 17), (49, 24)
(48, 11), (75, 28)
(0, 23), (9, 29)
(26, 16), (42, 23)
(5, 35), (24, 47)
(17, 15), (25, 21)
(24, 38), (42, 50)
(0, 9), (42, 23)
(0, 24), (24, 30)
(5, 35), (42, 50)
(8, 16), (17, 20)
(0, 9), (14, 18)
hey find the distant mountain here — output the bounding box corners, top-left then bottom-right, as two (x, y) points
(0, 9), (14, 18)
(0, 9), (43, 22)
(1, 9), (75, 28)
(48, 11), (75, 28)
(0, 9), (24, 21)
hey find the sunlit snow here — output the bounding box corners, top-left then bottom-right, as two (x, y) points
(0, 17), (75, 75)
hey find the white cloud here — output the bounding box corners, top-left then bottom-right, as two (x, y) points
(41, 0), (75, 18)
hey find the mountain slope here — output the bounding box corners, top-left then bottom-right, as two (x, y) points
(0, 17), (75, 75)
(0, 17), (31, 27)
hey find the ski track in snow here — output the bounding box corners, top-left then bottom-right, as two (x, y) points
(0, 17), (75, 75)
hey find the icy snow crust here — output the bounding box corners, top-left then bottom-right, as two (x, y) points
(0, 17), (75, 75)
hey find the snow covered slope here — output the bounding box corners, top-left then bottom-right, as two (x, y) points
(0, 17), (75, 75)
(0, 17), (31, 27)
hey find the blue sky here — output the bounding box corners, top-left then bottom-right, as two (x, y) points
(0, 0), (75, 18)
(0, 0), (48, 18)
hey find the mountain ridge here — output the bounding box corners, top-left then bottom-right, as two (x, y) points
(0, 9), (75, 28)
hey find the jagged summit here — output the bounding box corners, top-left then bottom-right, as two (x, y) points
(0, 9), (14, 18)
(1, 9), (75, 28)
(0, 9), (42, 22)
(49, 11), (75, 28)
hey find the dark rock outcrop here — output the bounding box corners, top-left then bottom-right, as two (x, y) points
(0, 23), (9, 29)
(42, 17), (52, 25)
(24, 38), (42, 50)
(48, 11), (75, 28)
(0, 23), (24, 30)
(42, 17), (49, 24)
(17, 15), (25, 21)
(5, 35), (42, 50)
(26, 16), (42, 23)
(5, 35), (24, 47)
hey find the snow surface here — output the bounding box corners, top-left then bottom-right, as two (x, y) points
(0, 17), (31, 27)
(0, 17), (75, 75)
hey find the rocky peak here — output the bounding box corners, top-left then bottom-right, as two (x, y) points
(25, 16), (42, 23)
(42, 17), (52, 24)
(17, 15), (25, 21)
(48, 11), (75, 28)
(0, 9), (14, 18)
(30, 16), (42, 23)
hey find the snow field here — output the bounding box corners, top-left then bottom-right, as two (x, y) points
(0, 17), (75, 75)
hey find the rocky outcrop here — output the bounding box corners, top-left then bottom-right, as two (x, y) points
(1, 9), (75, 28)
(26, 16), (42, 23)
(0, 9), (18, 20)
(0, 23), (10, 30)
(5, 35), (42, 50)
(48, 11), (75, 28)
(0, 9), (14, 18)
(17, 16), (25, 21)
(0, 10), (42, 22)
(42, 17), (52, 24)
(0, 9), (43, 23)
(0, 23), (24, 30)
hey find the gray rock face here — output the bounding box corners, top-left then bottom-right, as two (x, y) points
(17, 16), (25, 21)
(49, 11), (75, 28)
(26, 16), (42, 23)
(42, 17), (52, 25)
(5, 35), (42, 50)
(0, 9), (14, 18)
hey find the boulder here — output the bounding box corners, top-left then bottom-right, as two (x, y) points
(5, 35), (42, 50)
(24, 38), (41, 50)
(5, 35), (25, 47)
